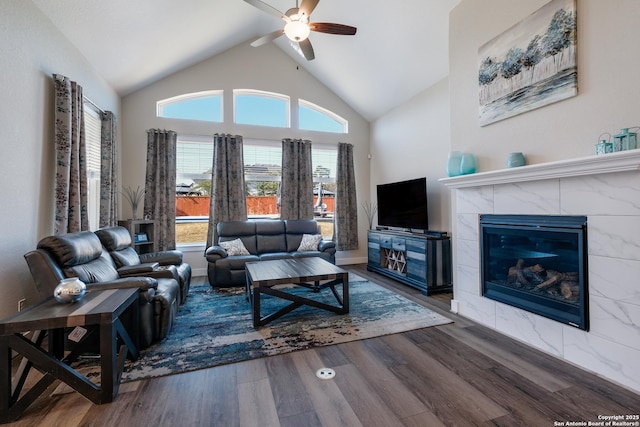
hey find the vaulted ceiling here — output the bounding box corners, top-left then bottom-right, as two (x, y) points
(32, 0), (460, 121)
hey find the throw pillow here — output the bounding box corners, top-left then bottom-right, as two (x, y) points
(219, 238), (250, 256)
(297, 234), (323, 251)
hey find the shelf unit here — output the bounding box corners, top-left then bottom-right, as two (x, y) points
(118, 220), (157, 254)
(367, 229), (452, 295)
(383, 248), (406, 274)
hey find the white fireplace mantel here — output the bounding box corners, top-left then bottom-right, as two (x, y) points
(439, 150), (640, 189)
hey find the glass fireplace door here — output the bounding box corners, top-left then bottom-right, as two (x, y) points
(480, 215), (588, 330)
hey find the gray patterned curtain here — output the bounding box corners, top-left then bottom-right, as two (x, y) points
(280, 138), (313, 220)
(335, 142), (358, 250)
(53, 74), (89, 234)
(206, 134), (247, 248)
(144, 129), (177, 250)
(99, 111), (118, 227)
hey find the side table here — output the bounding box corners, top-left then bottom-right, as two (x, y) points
(0, 288), (139, 423)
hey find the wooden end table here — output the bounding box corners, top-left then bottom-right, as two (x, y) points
(245, 258), (349, 327)
(0, 288), (139, 423)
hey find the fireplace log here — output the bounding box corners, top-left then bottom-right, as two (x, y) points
(536, 270), (578, 289)
(508, 259), (527, 284)
(560, 281), (579, 300)
(507, 259), (545, 285)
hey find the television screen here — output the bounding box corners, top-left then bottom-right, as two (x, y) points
(376, 178), (429, 231)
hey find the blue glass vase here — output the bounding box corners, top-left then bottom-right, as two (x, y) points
(447, 151), (462, 177)
(507, 152), (526, 168)
(460, 153), (476, 174)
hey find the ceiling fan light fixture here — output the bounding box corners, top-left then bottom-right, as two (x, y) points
(284, 20), (310, 42)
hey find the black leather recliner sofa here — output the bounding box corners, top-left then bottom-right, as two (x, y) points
(24, 231), (180, 349)
(204, 219), (336, 288)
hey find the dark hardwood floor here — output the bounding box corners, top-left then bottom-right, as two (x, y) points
(6, 265), (639, 426)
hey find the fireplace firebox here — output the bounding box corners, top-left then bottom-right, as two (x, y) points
(480, 214), (588, 330)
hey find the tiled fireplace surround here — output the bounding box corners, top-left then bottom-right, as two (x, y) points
(440, 150), (640, 394)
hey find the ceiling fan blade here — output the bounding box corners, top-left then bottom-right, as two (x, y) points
(299, 0), (319, 18)
(309, 22), (357, 36)
(298, 38), (315, 61)
(243, 0), (288, 21)
(250, 29), (285, 47)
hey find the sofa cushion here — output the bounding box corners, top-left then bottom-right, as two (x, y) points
(215, 254), (259, 270)
(219, 238), (250, 256)
(95, 226), (133, 251)
(110, 247), (142, 267)
(292, 251), (328, 260)
(284, 219), (321, 252)
(94, 226), (144, 267)
(37, 231), (103, 268)
(218, 221), (257, 254)
(255, 220), (287, 254)
(258, 252), (293, 261)
(297, 233), (322, 251)
(67, 252), (121, 283)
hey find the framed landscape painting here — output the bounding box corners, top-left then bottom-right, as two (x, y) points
(478, 0), (577, 126)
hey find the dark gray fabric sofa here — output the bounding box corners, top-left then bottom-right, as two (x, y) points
(205, 219), (336, 288)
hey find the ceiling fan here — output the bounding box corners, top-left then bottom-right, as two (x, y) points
(244, 0), (357, 61)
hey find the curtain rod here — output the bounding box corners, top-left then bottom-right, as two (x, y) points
(83, 96), (105, 114)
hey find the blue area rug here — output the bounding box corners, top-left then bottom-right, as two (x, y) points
(106, 276), (452, 382)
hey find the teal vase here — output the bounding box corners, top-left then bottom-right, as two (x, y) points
(460, 153), (476, 174)
(507, 152), (526, 168)
(447, 151), (462, 177)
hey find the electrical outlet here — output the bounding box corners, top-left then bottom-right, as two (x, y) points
(18, 299), (26, 312)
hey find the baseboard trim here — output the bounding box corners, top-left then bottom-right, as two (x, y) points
(336, 256), (367, 266)
(192, 267), (207, 277)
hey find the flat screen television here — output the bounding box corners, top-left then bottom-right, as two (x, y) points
(376, 177), (429, 231)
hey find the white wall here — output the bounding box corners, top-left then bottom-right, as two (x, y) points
(0, 1), (120, 318)
(371, 78), (452, 232)
(121, 41), (371, 273)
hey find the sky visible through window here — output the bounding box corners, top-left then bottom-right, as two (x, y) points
(159, 91), (346, 133)
(235, 95), (288, 128)
(299, 104), (343, 133)
(161, 96), (222, 122)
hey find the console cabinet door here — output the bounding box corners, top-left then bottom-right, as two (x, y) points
(367, 232), (381, 265)
(406, 239), (427, 283)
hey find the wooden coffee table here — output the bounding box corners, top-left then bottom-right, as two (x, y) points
(245, 258), (349, 327)
(0, 288), (139, 423)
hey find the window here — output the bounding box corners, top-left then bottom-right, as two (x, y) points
(299, 99), (347, 133)
(234, 89), (289, 128)
(161, 89), (346, 244)
(157, 91), (223, 122)
(175, 138), (337, 243)
(84, 103), (101, 231)
(156, 90), (348, 133)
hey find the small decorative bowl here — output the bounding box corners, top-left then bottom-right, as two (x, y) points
(54, 278), (87, 303)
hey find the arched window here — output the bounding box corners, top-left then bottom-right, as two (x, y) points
(299, 99), (347, 133)
(234, 89), (290, 128)
(157, 90), (223, 122)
